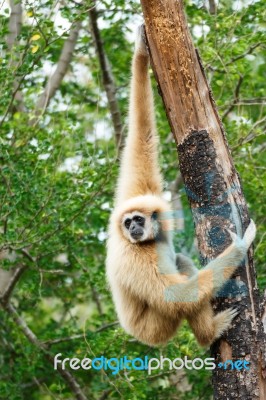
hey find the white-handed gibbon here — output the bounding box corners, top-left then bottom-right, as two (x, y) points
(106, 28), (256, 346)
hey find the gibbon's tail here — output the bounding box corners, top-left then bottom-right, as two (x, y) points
(115, 28), (163, 206)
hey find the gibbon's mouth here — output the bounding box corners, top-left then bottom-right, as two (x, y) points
(130, 228), (144, 240)
(131, 229), (163, 244)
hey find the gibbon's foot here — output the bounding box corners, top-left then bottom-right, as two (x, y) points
(213, 307), (239, 342)
(135, 24), (149, 57)
(187, 304), (239, 347)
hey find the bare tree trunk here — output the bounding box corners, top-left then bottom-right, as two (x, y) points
(6, 0), (22, 50)
(89, 4), (124, 153)
(6, 0), (25, 112)
(31, 20), (81, 124)
(207, 0), (217, 15)
(140, 0), (266, 398)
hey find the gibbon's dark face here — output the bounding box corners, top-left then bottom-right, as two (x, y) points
(121, 211), (159, 243)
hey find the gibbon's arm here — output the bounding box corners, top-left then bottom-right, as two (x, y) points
(202, 220), (256, 293)
(167, 220), (256, 305)
(115, 28), (163, 205)
(176, 253), (199, 277)
(119, 220), (256, 317)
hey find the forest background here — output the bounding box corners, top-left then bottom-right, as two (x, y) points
(0, 0), (265, 399)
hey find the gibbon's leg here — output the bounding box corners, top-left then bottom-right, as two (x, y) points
(133, 306), (181, 346)
(115, 26), (163, 205)
(176, 253), (198, 277)
(187, 302), (238, 346)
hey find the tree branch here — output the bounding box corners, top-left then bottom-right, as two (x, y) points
(1, 302), (88, 400)
(6, 0), (25, 112)
(226, 42), (263, 66)
(6, 0), (22, 50)
(232, 116), (266, 151)
(208, 43), (264, 73)
(0, 264), (27, 306)
(89, 4), (124, 154)
(32, 20), (82, 123)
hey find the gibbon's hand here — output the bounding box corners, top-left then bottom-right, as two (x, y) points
(226, 219), (256, 252)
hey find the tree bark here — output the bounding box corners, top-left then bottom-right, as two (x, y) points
(140, 0), (266, 398)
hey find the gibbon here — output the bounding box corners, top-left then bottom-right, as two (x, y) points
(106, 28), (256, 346)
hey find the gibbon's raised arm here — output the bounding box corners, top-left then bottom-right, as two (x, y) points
(115, 29), (162, 206)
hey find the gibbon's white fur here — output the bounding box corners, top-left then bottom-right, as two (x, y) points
(106, 28), (256, 346)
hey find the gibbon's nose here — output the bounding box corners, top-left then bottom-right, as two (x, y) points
(130, 223), (143, 239)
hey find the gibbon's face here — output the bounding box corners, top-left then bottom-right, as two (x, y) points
(121, 211), (160, 243)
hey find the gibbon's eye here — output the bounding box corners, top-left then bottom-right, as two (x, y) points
(133, 216), (145, 225)
(151, 211), (158, 219)
(124, 219), (131, 229)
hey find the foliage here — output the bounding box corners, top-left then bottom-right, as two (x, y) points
(0, 0), (265, 399)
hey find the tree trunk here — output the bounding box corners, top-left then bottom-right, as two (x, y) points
(140, 0), (266, 398)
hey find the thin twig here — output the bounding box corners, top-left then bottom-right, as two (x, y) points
(232, 116), (266, 151)
(222, 75), (244, 119)
(233, 101), (266, 106)
(42, 321), (119, 346)
(0, 51), (42, 128)
(17, 190), (54, 240)
(208, 43), (264, 72)
(38, 269), (69, 275)
(73, 254), (103, 315)
(225, 42), (263, 66)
